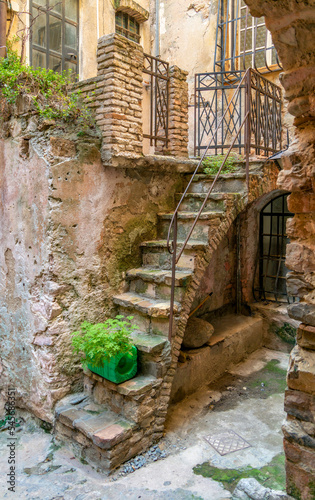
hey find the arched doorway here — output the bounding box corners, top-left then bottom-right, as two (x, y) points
(253, 193), (294, 303)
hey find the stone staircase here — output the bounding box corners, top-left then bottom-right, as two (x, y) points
(54, 164), (273, 473)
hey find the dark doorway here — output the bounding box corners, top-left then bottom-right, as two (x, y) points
(254, 193), (294, 303)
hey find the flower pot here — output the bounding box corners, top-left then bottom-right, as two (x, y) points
(87, 345), (137, 384)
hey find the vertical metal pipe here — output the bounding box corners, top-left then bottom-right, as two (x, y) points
(236, 215), (241, 315)
(168, 213), (177, 342)
(0, 0), (7, 59)
(245, 69), (251, 191)
(155, 0), (160, 57)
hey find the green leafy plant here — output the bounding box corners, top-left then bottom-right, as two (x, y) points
(0, 43), (93, 129)
(202, 153), (242, 175)
(72, 315), (136, 367)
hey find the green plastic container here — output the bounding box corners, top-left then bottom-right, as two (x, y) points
(87, 346), (137, 384)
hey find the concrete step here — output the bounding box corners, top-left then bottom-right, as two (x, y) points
(175, 192), (243, 212)
(140, 239), (207, 270)
(186, 172), (247, 194)
(127, 267), (192, 302)
(54, 395), (144, 472)
(158, 211), (223, 243)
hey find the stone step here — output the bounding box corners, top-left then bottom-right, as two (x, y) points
(130, 331), (171, 378)
(186, 172), (247, 194)
(113, 292), (180, 317)
(54, 395), (146, 472)
(140, 239), (207, 270)
(127, 267), (192, 302)
(158, 211), (223, 242)
(113, 292), (178, 336)
(175, 192), (242, 212)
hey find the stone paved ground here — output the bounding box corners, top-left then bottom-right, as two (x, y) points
(0, 348), (289, 500)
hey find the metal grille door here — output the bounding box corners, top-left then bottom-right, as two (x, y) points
(254, 194), (294, 302)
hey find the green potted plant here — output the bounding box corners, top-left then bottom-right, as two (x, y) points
(71, 315), (137, 384)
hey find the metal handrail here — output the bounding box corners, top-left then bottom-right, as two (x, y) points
(167, 68), (252, 341)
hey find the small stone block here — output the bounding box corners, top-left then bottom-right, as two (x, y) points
(297, 324), (315, 350)
(58, 408), (88, 428)
(92, 423), (127, 450)
(74, 412), (117, 438)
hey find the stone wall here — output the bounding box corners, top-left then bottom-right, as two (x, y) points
(244, 1), (315, 498)
(0, 113), (183, 422)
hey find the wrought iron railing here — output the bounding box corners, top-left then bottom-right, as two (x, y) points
(143, 53), (169, 148)
(167, 68), (282, 341)
(194, 69), (282, 157)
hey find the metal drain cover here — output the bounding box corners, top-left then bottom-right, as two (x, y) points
(204, 430), (251, 456)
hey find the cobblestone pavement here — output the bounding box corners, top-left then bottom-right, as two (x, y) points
(0, 348), (289, 500)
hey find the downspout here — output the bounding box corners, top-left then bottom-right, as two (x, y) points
(155, 0), (159, 56)
(0, 0), (7, 59)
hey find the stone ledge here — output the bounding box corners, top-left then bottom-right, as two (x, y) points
(115, 0), (149, 23)
(84, 368), (162, 396)
(103, 153), (199, 173)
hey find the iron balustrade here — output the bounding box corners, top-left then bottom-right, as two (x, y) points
(167, 68), (283, 341)
(194, 69), (282, 158)
(143, 53), (169, 148)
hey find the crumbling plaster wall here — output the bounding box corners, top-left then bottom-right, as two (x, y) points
(0, 115), (182, 422)
(244, 1), (315, 498)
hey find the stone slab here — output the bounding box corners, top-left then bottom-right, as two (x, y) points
(297, 324), (315, 350)
(287, 345), (315, 394)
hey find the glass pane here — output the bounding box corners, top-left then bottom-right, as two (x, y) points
(272, 48), (278, 65)
(240, 14), (247, 30)
(65, 23), (77, 49)
(273, 197), (284, 213)
(65, 0), (78, 21)
(49, 54), (62, 72)
(256, 25), (266, 48)
(116, 12), (122, 27)
(255, 50), (265, 68)
(33, 13), (46, 48)
(245, 28), (252, 50)
(50, 0), (62, 14)
(32, 49), (46, 69)
(33, 0), (46, 6)
(49, 16), (62, 52)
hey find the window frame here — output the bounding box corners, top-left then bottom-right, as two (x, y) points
(30, 0), (79, 74)
(115, 11), (141, 44)
(214, 0), (281, 74)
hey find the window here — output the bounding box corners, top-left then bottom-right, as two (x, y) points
(30, 0), (79, 74)
(214, 0), (281, 73)
(115, 11), (140, 44)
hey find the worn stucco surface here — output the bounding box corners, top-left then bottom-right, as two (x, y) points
(0, 120), (182, 422)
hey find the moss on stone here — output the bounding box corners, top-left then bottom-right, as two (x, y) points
(274, 323), (297, 345)
(193, 452), (286, 492)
